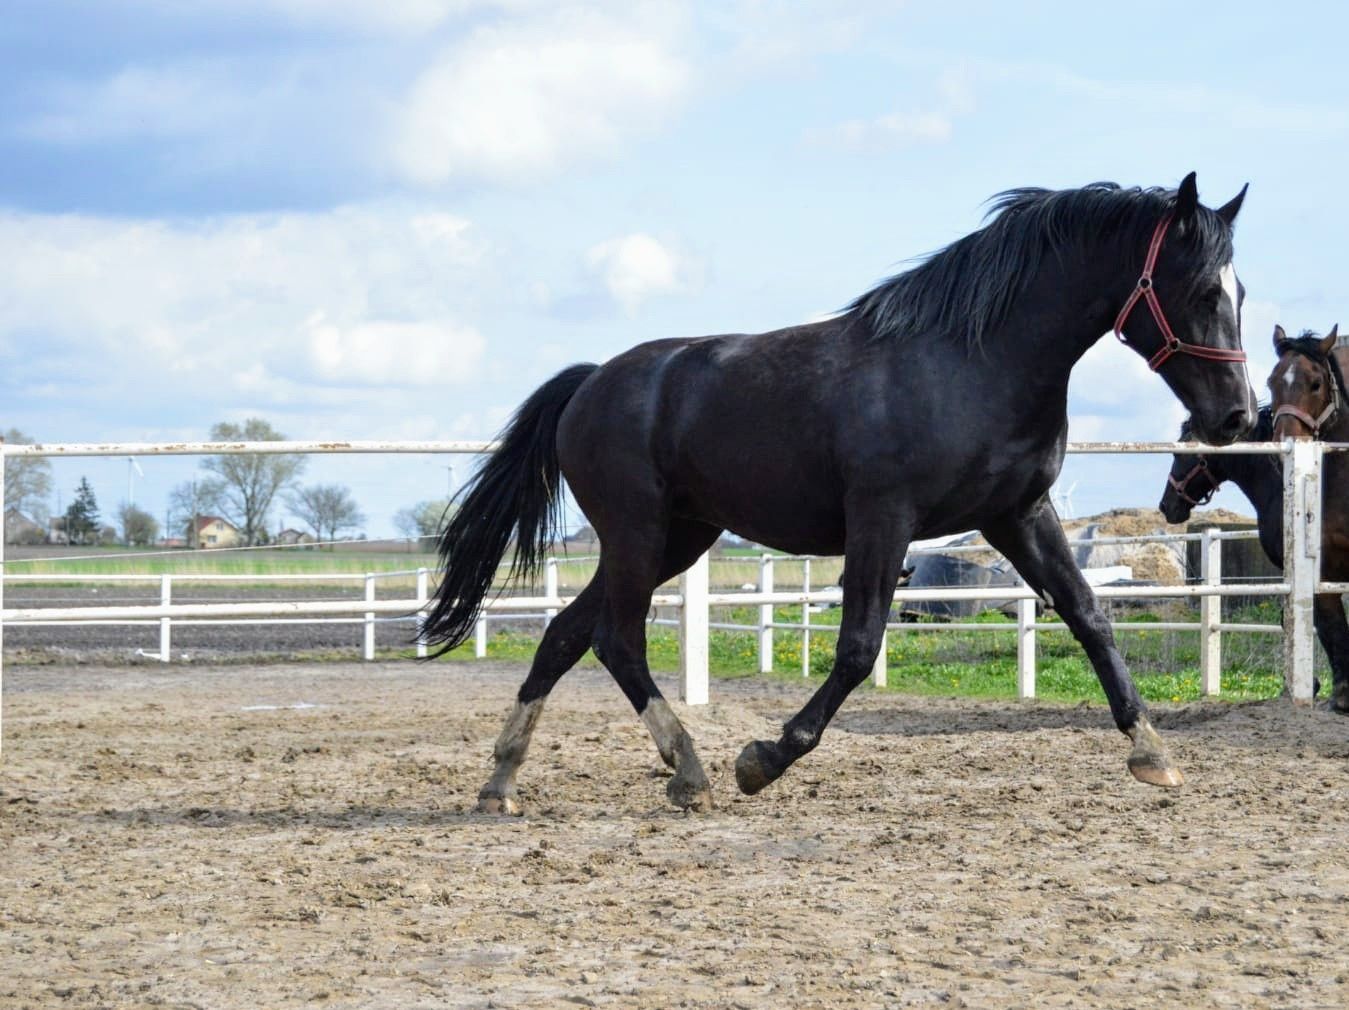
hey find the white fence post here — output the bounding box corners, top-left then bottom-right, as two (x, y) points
(475, 615), (488, 657)
(801, 558), (812, 678)
(363, 574), (376, 661)
(415, 568), (429, 659)
(544, 558), (558, 628)
(1016, 594), (1037, 699)
(159, 574), (172, 662)
(758, 554), (774, 674)
(1199, 528), (1222, 695)
(870, 629), (888, 688)
(680, 550), (710, 705)
(1283, 439), (1320, 703)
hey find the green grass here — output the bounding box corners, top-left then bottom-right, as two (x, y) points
(436, 600), (1294, 706)
(1, 546), (443, 590)
(5, 545), (1295, 705)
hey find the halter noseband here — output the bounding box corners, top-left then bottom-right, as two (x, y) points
(1272, 342), (1345, 437)
(1114, 213), (1247, 372)
(1167, 458), (1218, 508)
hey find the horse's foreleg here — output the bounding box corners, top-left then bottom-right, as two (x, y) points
(735, 514), (909, 795)
(476, 576), (604, 814)
(983, 500), (1182, 788)
(1313, 593), (1349, 714)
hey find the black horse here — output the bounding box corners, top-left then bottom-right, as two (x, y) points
(424, 173), (1254, 813)
(1158, 399), (1349, 711)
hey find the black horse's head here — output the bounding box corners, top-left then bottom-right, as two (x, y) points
(1269, 324), (1346, 441)
(1115, 172), (1255, 445)
(1159, 405), (1272, 524)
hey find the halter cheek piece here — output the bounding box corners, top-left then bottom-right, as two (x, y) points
(1114, 213), (1247, 372)
(1167, 458), (1218, 508)
(1272, 344), (1344, 437)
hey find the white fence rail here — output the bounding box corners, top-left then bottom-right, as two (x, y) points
(1, 436), (1344, 760)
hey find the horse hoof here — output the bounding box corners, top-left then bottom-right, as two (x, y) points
(1126, 717), (1183, 789)
(734, 740), (781, 796)
(667, 776), (713, 812)
(476, 794), (522, 816)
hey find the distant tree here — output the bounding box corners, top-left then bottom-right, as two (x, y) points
(118, 504), (160, 547)
(64, 478), (99, 545)
(393, 499), (453, 542)
(201, 419), (306, 546)
(3, 428), (52, 522)
(285, 483), (365, 547)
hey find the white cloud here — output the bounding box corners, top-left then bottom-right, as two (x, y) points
(809, 65), (976, 149)
(389, 5), (691, 185)
(305, 315), (485, 385)
(585, 233), (692, 313)
(0, 204), (487, 403)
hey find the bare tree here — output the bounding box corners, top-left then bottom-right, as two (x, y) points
(168, 479), (225, 545)
(201, 419), (307, 546)
(286, 483), (365, 547)
(117, 504), (160, 546)
(3, 428), (52, 522)
(393, 499), (453, 543)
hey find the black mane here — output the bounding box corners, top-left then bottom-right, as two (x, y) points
(847, 182), (1235, 351)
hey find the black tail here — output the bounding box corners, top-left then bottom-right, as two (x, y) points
(421, 363), (599, 656)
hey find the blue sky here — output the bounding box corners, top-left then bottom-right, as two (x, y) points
(1, 1), (1345, 538)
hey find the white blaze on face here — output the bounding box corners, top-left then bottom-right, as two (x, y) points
(1219, 263), (1240, 326)
(1217, 261), (1251, 388)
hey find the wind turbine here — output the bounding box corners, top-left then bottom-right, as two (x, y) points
(127, 456), (145, 508)
(1053, 480), (1079, 520)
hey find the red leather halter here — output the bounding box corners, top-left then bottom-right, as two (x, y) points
(1113, 213), (1247, 371)
(1167, 458), (1217, 507)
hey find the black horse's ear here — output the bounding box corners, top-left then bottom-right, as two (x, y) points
(1175, 172), (1200, 219)
(1321, 324), (1339, 355)
(1215, 183), (1248, 226)
(1272, 323), (1288, 350)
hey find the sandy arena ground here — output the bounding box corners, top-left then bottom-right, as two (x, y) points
(3, 659), (1348, 1009)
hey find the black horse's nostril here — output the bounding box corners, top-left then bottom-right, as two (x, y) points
(1219, 407), (1253, 441)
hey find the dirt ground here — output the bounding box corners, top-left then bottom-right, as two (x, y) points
(3, 660), (1348, 1010)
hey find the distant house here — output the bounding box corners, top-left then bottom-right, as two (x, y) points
(4, 507), (45, 545)
(275, 528), (317, 548)
(189, 515), (240, 549)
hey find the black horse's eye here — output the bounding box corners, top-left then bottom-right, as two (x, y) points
(1312, 379), (1323, 392)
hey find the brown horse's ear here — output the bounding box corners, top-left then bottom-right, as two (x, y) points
(1175, 172), (1199, 220)
(1215, 183), (1248, 226)
(1320, 324), (1339, 355)
(1272, 323), (1288, 350)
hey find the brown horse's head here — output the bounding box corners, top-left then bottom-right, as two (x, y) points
(1269, 324), (1345, 440)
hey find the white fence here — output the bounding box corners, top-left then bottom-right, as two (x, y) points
(0, 436), (1343, 756)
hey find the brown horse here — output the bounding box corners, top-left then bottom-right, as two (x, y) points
(1268, 324), (1349, 711)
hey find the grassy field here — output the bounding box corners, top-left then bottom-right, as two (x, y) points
(1, 544), (442, 583)
(4, 545), (1296, 704)
(0, 545), (846, 592)
(433, 601), (1295, 705)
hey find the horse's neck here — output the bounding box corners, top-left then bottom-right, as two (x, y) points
(1227, 455), (1283, 531)
(990, 250), (1136, 385)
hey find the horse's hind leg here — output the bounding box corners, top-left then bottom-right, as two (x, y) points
(477, 575), (604, 814)
(594, 518), (721, 811)
(1313, 593), (1349, 713)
